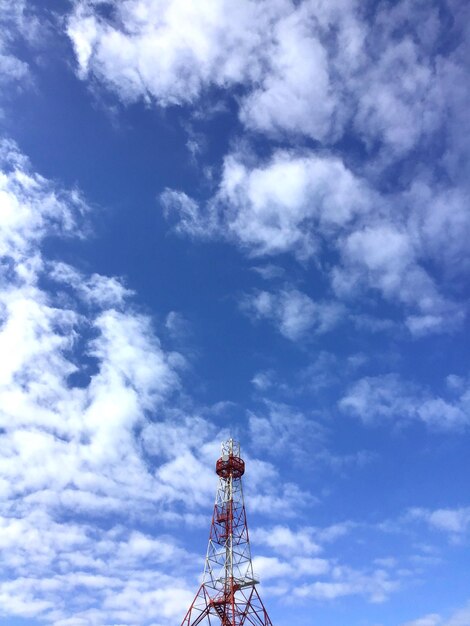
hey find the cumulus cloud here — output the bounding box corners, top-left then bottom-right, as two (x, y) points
(252, 526), (321, 557)
(66, 0), (272, 105)
(340, 373), (470, 431)
(253, 554), (330, 582)
(444, 604), (470, 626)
(247, 399), (374, 474)
(353, 20), (443, 157)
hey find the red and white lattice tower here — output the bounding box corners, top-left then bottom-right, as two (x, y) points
(180, 439), (273, 626)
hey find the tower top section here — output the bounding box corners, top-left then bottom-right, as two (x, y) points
(216, 438), (245, 479)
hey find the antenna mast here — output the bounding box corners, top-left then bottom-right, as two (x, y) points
(180, 439), (273, 626)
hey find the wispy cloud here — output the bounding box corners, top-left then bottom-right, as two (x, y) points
(408, 507), (470, 540)
(401, 601), (470, 626)
(241, 287), (344, 341)
(0, 1), (33, 86)
(248, 401), (326, 460)
(294, 564), (400, 603)
(339, 373), (470, 431)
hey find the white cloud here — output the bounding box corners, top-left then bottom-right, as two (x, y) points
(353, 34), (442, 157)
(67, 0), (274, 105)
(331, 223), (465, 335)
(401, 615), (441, 626)
(248, 401), (325, 460)
(251, 369), (276, 392)
(253, 554), (330, 582)
(0, 53), (29, 83)
(294, 564), (399, 603)
(409, 507), (470, 538)
(239, 3), (336, 141)
(245, 463), (316, 518)
(401, 602), (470, 626)
(439, 4), (470, 187)
(164, 310), (190, 341)
(339, 373), (470, 431)
(251, 521), (354, 559)
(185, 150), (372, 260)
(251, 263), (286, 281)
(0, 1), (45, 95)
(247, 399), (374, 475)
(251, 525), (321, 557)
(406, 182), (470, 278)
(242, 287), (344, 341)
(446, 604), (470, 626)
(49, 262), (132, 308)
(161, 189), (212, 240)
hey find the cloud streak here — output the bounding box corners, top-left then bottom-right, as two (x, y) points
(340, 373), (470, 431)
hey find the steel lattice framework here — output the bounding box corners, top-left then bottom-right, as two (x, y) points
(180, 439), (273, 626)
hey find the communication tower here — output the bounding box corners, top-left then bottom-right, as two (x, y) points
(180, 439), (273, 626)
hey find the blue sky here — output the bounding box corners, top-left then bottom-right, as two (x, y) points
(0, 1), (470, 625)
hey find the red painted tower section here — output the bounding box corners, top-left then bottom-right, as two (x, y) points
(180, 439), (273, 626)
